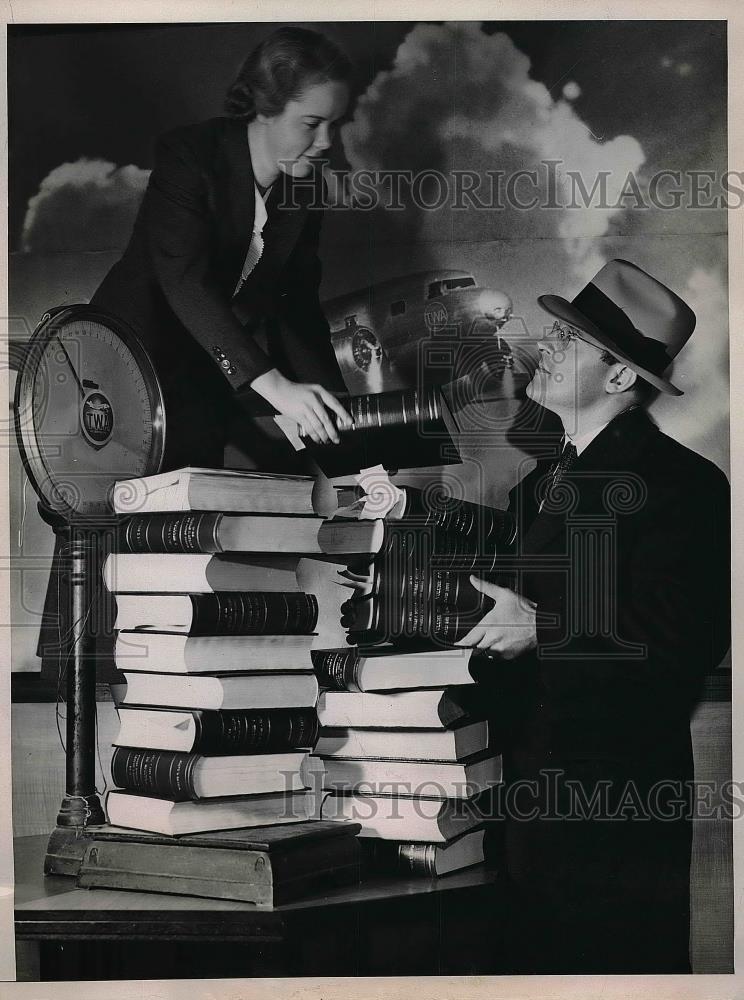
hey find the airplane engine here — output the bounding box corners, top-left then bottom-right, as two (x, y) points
(331, 315), (391, 392)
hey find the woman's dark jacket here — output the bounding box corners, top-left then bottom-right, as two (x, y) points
(91, 115), (346, 467)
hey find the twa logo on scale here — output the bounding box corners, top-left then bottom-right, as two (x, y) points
(81, 391), (114, 447)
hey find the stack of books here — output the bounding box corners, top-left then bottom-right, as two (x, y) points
(340, 486), (516, 647)
(312, 487), (516, 877)
(314, 645), (498, 876)
(102, 466), (381, 839)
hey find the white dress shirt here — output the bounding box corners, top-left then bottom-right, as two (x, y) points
(564, 421), (611, 456)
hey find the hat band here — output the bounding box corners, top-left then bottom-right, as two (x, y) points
(572, 283), (672, 374)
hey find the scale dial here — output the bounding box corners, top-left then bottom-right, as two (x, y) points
(15, 306), (165, 516)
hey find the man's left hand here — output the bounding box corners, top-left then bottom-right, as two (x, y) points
(454, 576), (538, 659)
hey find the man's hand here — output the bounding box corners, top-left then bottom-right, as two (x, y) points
(454, 576), (537, 659)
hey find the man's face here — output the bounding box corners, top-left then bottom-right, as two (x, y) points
(262, 79), (349, 178)
(526, 320), (612, 422)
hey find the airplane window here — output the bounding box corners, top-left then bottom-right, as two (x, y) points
(390, 300), (406, 316)
(427, 277), (476, 298)
(443, 277), (476, 292)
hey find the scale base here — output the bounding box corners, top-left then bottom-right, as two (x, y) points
(45, 794), (107, 876)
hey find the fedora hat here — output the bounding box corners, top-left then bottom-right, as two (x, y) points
(537, 259), (695, 395)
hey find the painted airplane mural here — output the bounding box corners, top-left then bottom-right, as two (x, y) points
(324, 269), (517, 396)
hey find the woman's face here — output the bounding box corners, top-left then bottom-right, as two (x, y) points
(259, 79), (349, 177)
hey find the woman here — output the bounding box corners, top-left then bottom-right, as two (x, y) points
(91, 25), (353, 469)
(38, 28), (354, 680)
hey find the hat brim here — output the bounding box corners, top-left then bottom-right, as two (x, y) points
(537, 294), (682, 396)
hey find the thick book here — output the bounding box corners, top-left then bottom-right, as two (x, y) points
(320, 753), (502, 799)
(113, 706), (319, 754)
(76, 821), (362, 905)
(360, 828), (485, 877)
(390, 487), (516, 549)
(119, 512), (388, 556)
(113, 467), (317, 515)
(115, 632), (316, 674)
(103, 553), (339, 595)
(111, 747), (315, 802)
(369, 560), (494, 608)
(120, 671), (319, 711)
(317, 685), (480, 730)
(314, 720), (488, 761)
(110, 747), (313, 800)
(311, 646), (476, 692)
(113, 592), (319, 635)
(345, 597), (485, 648)
(105, 789), (320, 835)
(296, 386), (462, 476)
(346, 528), (507, 577)
(320, 791), (485, 842)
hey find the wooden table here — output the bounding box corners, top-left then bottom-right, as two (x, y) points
(15, 835), (505, 980)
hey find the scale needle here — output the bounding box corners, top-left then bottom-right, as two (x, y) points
(54, 336), (85, 399)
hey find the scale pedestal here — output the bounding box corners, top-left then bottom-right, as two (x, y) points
(38, 505), (117, 874)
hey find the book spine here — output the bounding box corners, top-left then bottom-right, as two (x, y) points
(195, 708), (320, 754)
(120, 513), (222, 554)
(362, 840), (436, 876)
(189, 592), (319, 635)
(401, 488), (516, 548)
(306, 386), (442, 434)
(396, 842), (437, 876)
(374, 523), (504, 572)
(345, 599), (477, 645)
(311, 649), (361, 691)
(377, 524), (477, 561)
(111, 747), (197, 801)
(376, 566), (487, 609)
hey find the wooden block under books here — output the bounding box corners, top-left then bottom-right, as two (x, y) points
(76, 820), (362, 905)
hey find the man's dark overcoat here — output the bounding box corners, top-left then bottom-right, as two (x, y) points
(477, 406), (730, 973)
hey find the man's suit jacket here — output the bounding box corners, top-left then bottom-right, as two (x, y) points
(90, 116), (346, 467)
(478, 406), (730, 973)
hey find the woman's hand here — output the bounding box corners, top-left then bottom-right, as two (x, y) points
(250, 369), (353, 444)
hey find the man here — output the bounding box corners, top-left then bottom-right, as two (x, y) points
(457, 259), (730, 973)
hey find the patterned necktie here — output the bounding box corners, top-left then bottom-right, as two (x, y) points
(540, 441), (578, 512)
